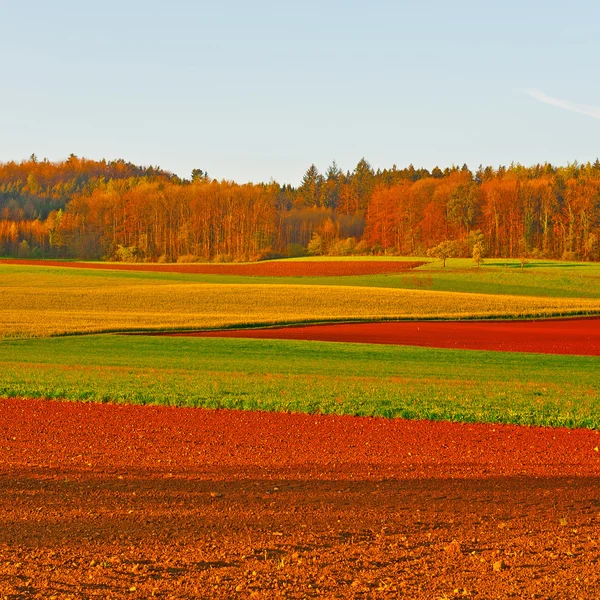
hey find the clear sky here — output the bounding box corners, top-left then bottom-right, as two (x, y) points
(1, 0), (599, 184)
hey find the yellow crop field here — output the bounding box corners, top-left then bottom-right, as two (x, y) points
(2, 268), (600, 337)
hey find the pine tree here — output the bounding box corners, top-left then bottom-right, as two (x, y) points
(298, 164), (323, 207)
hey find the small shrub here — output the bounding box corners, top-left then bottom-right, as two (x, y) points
(17, 240), (31, 258)
(251, 248), (284, 261)
(352, 240), (372, 255)
(176, 254), (199, 263)
(116, 245), (142, 262)
(328, 237), (356, 256)
(286, 244), (306, 258)
(307, 233), (323, 256)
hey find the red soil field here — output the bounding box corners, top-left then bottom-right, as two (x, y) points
(0, 258), (426, 276)
(1, 398), (599, 598)
(159, 317), (600, 356)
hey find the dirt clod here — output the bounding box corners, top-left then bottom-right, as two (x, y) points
(493, 560), (507, 572)
(445, 540), (463, 556)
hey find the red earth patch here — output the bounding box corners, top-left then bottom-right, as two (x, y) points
(1, 398), (599, 598)
(158, 318), (600, 356)
(0, 258), (426, 276)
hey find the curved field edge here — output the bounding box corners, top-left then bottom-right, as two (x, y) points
(1, 335), (599, 429)
(15, 310), (600, 340)
(2, 275), (600, 338)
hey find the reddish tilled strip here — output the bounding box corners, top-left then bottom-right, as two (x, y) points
(2, 397), (599, 479)
(0, 258), (426, 276)
(2, 400), (599, 597)
(164, 318), (600, 356)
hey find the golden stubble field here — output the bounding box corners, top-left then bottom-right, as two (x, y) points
(2, 268), (600, 337)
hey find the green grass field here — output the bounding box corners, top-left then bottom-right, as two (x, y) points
(1, 258), (599, 428)
(1, 334), (599, 428)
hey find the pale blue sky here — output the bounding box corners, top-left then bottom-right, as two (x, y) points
(1, 0), (599, 184)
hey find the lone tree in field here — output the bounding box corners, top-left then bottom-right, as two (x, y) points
(472, 242), (484, 269)
(427, 240), (458, 268)
(469, 231), (485, 269)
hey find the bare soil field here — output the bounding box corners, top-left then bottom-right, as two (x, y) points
(157, 317), (600, 356)
(1, 398), (599, 599)
(0, 259), (426, 277)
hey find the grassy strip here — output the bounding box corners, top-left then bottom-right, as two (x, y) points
(2, 266), (600, 337)
(1, 335), (599, 428)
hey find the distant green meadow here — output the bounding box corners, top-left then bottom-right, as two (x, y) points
(1, 335), (599, 429)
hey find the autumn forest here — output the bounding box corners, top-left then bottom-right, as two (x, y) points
(1, 155), (600, 262)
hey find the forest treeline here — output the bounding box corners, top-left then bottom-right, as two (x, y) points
(1, 154), (600, 262)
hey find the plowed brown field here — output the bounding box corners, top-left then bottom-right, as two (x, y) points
(1, 398), (599, 599)
(0, 259), (426, 276)
(155, 317), (600, 356)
